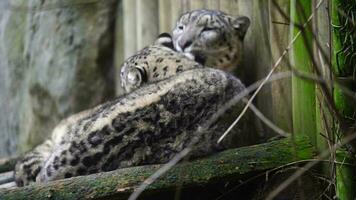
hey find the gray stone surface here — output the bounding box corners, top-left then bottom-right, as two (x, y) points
(0, 0), (117, 157)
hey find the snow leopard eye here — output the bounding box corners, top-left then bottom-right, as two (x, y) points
(201, 27), (216, 32)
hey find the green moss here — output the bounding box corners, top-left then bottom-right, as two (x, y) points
(0, 136), (315, 200)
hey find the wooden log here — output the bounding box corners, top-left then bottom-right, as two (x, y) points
(0, 137), (315, 200)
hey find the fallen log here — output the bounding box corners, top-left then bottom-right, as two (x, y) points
(0, 136), (315, 200)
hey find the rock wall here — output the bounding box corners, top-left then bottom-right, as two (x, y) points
(0, 0), (118, 157)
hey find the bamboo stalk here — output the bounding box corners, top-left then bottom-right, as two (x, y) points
(335, 150), (356, 199)
(290, 0), (316, 142)
(331, 0), (356, 199)
(331, 0), (355, 119)
(0, 137), (315, 200)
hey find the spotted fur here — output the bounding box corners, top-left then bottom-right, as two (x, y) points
(120, 33), (203, 93)
(15, 10), (250, 186)
(14, 68), (245, 186)
(172, 9), (250, 71)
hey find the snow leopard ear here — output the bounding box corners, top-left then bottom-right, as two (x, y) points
(155, 32), (174, 49)
(231, 16), (250, 40)
(122, 65), (147, 93)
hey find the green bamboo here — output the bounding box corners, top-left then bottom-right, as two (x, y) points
(0, 137), (315, 200)
(290, 1), (316, 142)
(331, 1), (355, 121)
(331, 0), (356, 199)
(335, 150), (356, 200)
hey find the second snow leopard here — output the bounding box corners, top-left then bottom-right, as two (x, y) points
(172, 9), (250, 71)
(121, 9), (251, 92)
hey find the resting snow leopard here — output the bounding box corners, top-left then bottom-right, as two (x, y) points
(14, 37), (246, 187)
(172, 9), (250, 71)
(121, 10), (250, 92)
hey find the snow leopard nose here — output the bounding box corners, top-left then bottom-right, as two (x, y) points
(179, 39), (193, 51)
